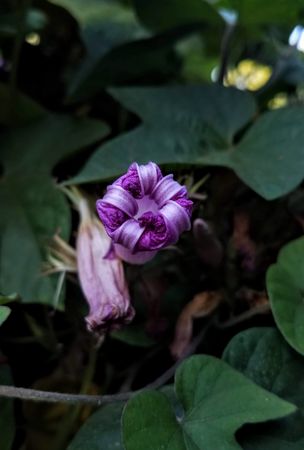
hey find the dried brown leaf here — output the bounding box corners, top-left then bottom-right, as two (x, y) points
(170, 291), (222, 359)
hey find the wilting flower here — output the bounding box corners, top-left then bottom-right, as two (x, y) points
(96, 162), (193, 264)
(77, 197), (134, 333)
(45, 188), (134, 334)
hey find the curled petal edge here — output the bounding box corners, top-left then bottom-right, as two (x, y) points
(160, 200), (191, 244)
(151, 174), (185, 207)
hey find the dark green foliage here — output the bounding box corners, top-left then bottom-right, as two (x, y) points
(0, 0), (304, 449)
(267, 238), (304, 355)
(223, 328), (304, 448)
(123, 355), (296, 450)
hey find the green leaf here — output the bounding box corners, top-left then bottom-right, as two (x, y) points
(0, 306), (11, 326)
(66, 22), (142, 102)
(67, 27), (194, 103)
(0, 111), (109, 306)
(133, 0), (224, 31)
(0, 114), (109, 175)
(223, 328), (304, 409)
(67, 402), (124, 450)
(0, 83), (45, 126)
(123, 390), (184, 450)
(218, 0), (304, 26)
(68, 389), (182, 450)
(230, 107), (304, 200)
(53, 0), (137, 26)
(67, 85), (255, 183)
(123, 355), (296, 450)
(176, 355), (296, 449)
(0, 359), (15, 450)
(267, 237), (304, 355)
(223, 327), (304, 449)
(68, 86), (304, 200)
(0, 176), (69, 306)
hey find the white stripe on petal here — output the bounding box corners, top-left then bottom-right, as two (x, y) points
(151, 175), (184, 207)
(137, 162), (160, 195)
(160, 200), (191, 244)
(113, 219), (145, 252)
(103, 185), (138, 216)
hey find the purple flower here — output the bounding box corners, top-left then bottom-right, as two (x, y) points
(96, 162), (193, 264)
(76, 197), (135, 333)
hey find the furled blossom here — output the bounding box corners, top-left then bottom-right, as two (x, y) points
(77, 197), (134, 333)
(96, 162), (193, 264)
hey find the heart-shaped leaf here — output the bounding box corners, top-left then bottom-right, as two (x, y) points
(230, 107), (304, 199)
(123, 355), (296, 450)
(53, 0), (135, 26)
(133, 0), (224, 31)
(218, 0), (304, 26)
(68, 85), (255, 183)
(267, 237), (304, 355)
(68, 402), (124, 450)
(123, 390), (185, 450)
(67, 27), (197, 103)
(68, 85), (304, 200)
(223, 327), (304, 449)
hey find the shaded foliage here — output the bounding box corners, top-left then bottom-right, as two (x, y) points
(0, 1), (304, 449)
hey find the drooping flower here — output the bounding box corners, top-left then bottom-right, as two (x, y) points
(96, 162), (193, 264)
(46, 187), (135, 333)
(77, 196), (135, 332)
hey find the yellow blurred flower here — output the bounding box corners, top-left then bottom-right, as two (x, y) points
(225, 59), (272, 91)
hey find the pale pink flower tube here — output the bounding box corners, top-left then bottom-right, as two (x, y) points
(76, 198), (134, 333)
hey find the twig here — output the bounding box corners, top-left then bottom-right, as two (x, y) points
(0, 324), (210, 405)
(216, 304), (270, 329)
(0, 385), (126, 406)
(218, 23), (235, 84)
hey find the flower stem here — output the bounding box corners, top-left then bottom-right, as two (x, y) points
(217, 23), (235, 84)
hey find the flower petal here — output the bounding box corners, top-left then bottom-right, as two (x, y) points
(77, 225), (101, 314)
(96, 162), (193, 265)
(136, 212), (170, 251)
(160, 200), (191, 244)
(80, 224), (134, 332)
(86, 303), (135, 333)
(173, 195), (193, 217)
(114, 244), (157, 265)
(169, 186), (194, 216)
(151, 174), (184, 207)
(96, 201), (128, 237)
(113, 218), (145, 252)
(115, 163), (142, 198)
(137, 162), (162, 195)
(101, 185), (138, 216)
